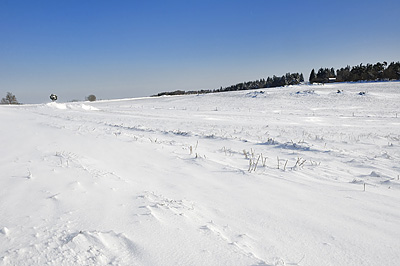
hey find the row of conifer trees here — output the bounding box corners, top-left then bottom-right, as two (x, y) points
(154, 72), (304, 96)
(309, 61), (400, 84)
(155, 61), (399, 97)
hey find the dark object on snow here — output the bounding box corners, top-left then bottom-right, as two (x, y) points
(50, 94), (58, 101)
(86, 94), (96, 102)
(359, 91), (366, 96)
(337, 90), (343, 93)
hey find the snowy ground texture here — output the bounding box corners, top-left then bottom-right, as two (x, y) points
(1, 81), (400, 266)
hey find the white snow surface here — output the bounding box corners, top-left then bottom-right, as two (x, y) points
(1, 82), (400, 266)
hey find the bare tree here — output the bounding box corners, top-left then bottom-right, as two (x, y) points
(1, 92), (19, 104)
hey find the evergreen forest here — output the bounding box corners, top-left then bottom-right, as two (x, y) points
(155, 61), (399, 97)
(309, 61), (400, 83)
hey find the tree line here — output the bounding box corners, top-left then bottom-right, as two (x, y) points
(156, 60), (399, 97)
(154, 72), (304, 97)
(309, 61), (400, 84)
(2, 61), (399, 103)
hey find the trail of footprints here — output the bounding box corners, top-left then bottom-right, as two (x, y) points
(135, 191), (269, 265)
(135, 191), (195, 220)
(5, 149), (273, 266)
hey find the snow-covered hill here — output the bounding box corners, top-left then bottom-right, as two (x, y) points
(1, 81), (400, 265)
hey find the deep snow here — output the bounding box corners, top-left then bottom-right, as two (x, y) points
(1, 81), (400, 265)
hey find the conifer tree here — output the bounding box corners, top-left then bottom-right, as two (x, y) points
(309, 69), (316, 83)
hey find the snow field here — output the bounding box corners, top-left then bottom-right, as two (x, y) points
(1, 81), (400, 265)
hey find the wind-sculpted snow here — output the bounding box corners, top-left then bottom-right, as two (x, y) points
(46, 102), (100, 111)
(1, 81), (400, 265)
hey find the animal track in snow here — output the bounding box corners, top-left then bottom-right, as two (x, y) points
(133, 191), (268, 265)
(134, 191), (195, 221)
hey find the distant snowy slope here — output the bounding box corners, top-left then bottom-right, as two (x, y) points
(1, 81), (400, 265)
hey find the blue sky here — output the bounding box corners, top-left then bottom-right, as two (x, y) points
(1, 0), (399, 103)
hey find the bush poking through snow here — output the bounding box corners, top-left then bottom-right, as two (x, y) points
(86, 94), (97, 101)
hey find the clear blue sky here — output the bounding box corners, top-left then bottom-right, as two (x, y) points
(1, 0), (399, 103)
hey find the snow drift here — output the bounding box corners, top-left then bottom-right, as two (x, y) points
(1, 81), (400, 265)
